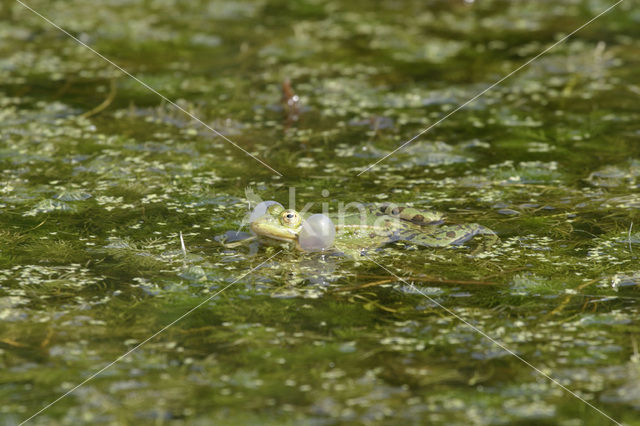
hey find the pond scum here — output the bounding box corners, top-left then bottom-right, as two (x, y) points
(1, 0), (640, 424)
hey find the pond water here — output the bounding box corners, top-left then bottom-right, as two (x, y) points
(1, 0), (640, 424)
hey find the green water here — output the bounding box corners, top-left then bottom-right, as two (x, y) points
(2, 0), (640, 424)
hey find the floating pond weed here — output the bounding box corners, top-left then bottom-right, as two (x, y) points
(2, 0), (639, 424)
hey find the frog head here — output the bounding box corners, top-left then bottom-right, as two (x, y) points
(249, 202), (336, 251)
(250, 204), (304, 243)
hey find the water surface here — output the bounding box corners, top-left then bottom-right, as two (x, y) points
(1, 0), (640, 424)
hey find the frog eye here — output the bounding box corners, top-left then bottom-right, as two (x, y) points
(279, 210), (302, 227)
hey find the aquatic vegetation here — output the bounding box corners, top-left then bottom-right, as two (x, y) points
(1, 0), (639, 424)
(587, 158), (640, 188)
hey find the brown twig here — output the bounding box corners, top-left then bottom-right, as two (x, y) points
(354, 273), (499, 286)
(176, 325), (218, 334)
(79, 79), (117, 119)
(334, 279), (393, 292)
(0, 338), (27, 348)
(53, 78), (73, 99)
(40, 328), (54, 349)
(351, 294), (397, 312)
(546, 278), (600, 317)
(281, 78), (300, 130)
(26, 218), (48, 232)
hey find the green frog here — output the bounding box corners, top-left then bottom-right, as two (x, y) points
(234, 202), (496, 257)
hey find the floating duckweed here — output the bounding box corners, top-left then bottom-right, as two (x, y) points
(1, 0), (639, 424)
(23, 199), (73, 216)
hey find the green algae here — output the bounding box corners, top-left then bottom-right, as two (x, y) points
(1, 0), (640, 424)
